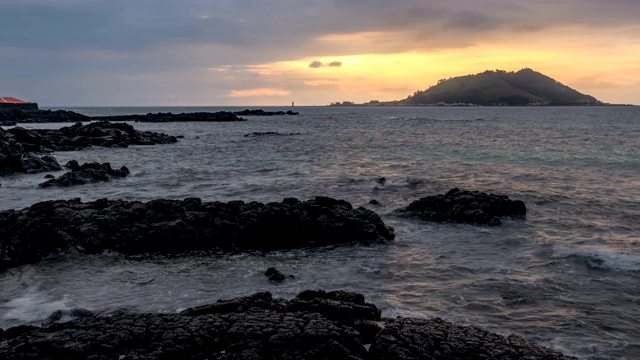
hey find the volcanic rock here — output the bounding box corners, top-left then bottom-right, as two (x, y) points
(398, 188), (526, 225)
(0, 108), (89, 124)
(0, 121), (176, 176)
(264, 267), (294, 282)
(0, 196), (395, 270)
(92, 111), (245, 122)
(244, 131), (302, 137)
(39, 162), (130, 188)
(234, 109), (299, 116)
(0, 291), (573, 359)
(370, 317), (573, 359)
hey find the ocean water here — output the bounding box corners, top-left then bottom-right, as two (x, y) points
(1, 106), (639, 359)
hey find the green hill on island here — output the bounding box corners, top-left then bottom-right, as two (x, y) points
(333, 68), (600, 106)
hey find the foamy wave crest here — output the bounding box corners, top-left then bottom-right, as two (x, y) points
(552, 245), (640, 271)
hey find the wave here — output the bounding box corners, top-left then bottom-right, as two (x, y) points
(552, 244), (640, 271)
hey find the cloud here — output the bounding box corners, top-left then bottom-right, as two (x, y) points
(1, 0), (640, 105)
(309, 61), (343, 68)
(226, 88), (290, 97)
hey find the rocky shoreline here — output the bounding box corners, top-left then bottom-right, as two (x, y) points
(0, 290), (573, 359)
(0, 108), (301, 125)
(0, 121), (176, 177)
(92, 111), (246, 123)
(39, 161), (130, 188)
(0, 108), (89, 126)
(234, 109), (299, 116)
(0, 196), (395, 270)
(398, 188), (527, 225)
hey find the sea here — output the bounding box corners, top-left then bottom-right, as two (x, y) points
(1, 106), (639, 359)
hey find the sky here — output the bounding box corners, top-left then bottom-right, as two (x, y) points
(1, 0), (639, 106)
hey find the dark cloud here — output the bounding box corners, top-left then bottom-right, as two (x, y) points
(309, 61), (323, 68)
(328, 61), (342, 67)
(0, 0), (638, 105)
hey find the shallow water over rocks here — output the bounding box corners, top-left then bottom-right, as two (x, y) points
(1, 106), (639, 359)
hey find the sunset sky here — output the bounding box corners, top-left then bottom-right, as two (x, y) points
(1, 0), (639, 106)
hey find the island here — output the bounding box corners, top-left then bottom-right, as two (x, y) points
(330, 68), (620, 106)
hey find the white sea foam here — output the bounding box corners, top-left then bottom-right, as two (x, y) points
(552, 244), (640, 271)
(2, 288), (69, 325)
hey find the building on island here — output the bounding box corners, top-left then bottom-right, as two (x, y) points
(0, 97), (38, 110)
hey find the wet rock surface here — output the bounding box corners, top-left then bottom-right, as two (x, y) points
(244, 131), (302, 137)
(0, 121), (177, 176)
(39, 161), (130, 188)
(370, 317), (574, 360)
(0, 291), (573, 359)
(234, 109), (299, 116)
(398, 188), (527, 226)
(0, 108), (89, 125)
(264, 267), (294, 282)
(92, 111), (245, 123)
(0, 196), (395, 270)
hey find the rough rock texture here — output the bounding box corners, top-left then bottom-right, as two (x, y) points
(0, 108), (89, 125)
(0, 291), (573, 360)
(39, 161), (130, 188)
(264, 267), (294, 282)
(244, 131), (302, 137)
(398, 188), (527, 226)
(0, 121), (176, 176)
(92, 111), (245, 123)
(370, 317), (574, 360)
(234, 109), (299, 116)
(0, 152), (62, 175)
(0, 196), (395, 270)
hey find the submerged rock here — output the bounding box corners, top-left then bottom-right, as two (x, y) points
(398, 188), (526, 225)
(0, 290), (573, 359)
(264, 267), (294, 282)
(243, 131), (302, 137)
(39, 162), (130, 188)
(0, 196), (395, 270)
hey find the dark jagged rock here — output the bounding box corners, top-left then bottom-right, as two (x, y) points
(0, 291), (573, 359)
(39, 162), (130, 188)
(370, 317), (573, 360)
(92, 111), (245, 123)
(8, 152), (62, 175)
(0, 196), (395, 270)
(234, 109), (299, 116)
(0, 121), (176, 176)
(0, 108), (89, 124)
(244, 131), (302, 137)
(398, 188), (526, 226)
(264, 267), (294, 282)
(369, 199), (380, 205)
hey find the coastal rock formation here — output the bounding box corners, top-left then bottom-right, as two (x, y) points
(39, 161), (130, 188)
(92, 111), (245, 123)
(370, 317), (573, 359)
(244, 131), (302, 137)
(0, 196), (395, 270)
(398, 188), (526, 225)
(264, 267), (294, 282)
(0, 121), (176, 176)
(0, 152), (62, 176)
(0, 290), (573, 359)
(234, 109), (299, 116)
(0, 108), (89, 126)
